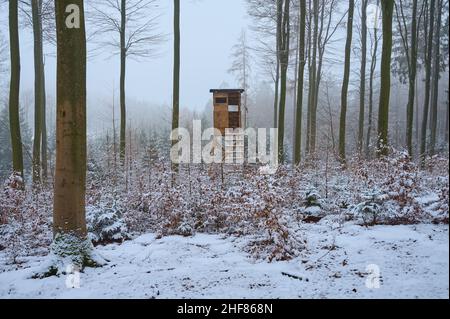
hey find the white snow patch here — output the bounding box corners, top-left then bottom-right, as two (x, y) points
(0, 224), (448, 299)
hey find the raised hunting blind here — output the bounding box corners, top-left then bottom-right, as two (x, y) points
(210, 89), (245, 135)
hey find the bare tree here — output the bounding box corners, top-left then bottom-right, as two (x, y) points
(429, 0), (444, 155)
(277, 0), (290, 163)
(294, 0), (306, 165)
(394, 0), (419, 157)
(246, 0), (279, 128)
(9, 0), (24, 183)
(310, 0), (346, 155)
(377, 0), (394, 157)
(229, 30), (252, 128)
(172, 0), (180, 176)
(20, 0), (55, 184)
(89, 0), (164, 165)
(365, 0), (381, 158)
(420, 0), (435, 163)
(338, 0), (354, 162)
(358, 0), (368, 155)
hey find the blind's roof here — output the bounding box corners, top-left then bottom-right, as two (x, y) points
(209, 89), (245, 93)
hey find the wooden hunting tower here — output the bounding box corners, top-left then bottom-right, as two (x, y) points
(210, 89), (245, 135)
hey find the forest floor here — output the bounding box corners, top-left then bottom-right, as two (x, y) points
(0, 221), (448, 299)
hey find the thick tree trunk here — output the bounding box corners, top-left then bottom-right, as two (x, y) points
(406, 0), (418, 157)
(294, 0), (306, 165)
(338, 0), (354, 162)
(32, 0), (45, 185)
(429, 0), (442, 155)
(358, 0), (368, 155)
(9, 0), (24, 181)
(420, 0), (435, 163)
(172, 0), (180, 173)
(54, 0), (88, 239)
(377, 0), (394, 157)
(119, 0), (126, 165)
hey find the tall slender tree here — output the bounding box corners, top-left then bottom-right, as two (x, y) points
(9, 0), (24, 182)
(377, 0), (394, 157)
(119, 0), (126, 164)
(90, 0), (163, 166)
(172, 0), (180, 174)
(274, 0), (283, 129)
(229, 30), (251, 127)
(294, 0), (306, 165)
(358, 0), (368, 155)
(308, 0), (319, 155)
(429, 0), (443, 155)
(394, 0), (418, 157)
(277, 0), (290, 163)
(31, 0), (45, 185)
(365, 0), (380, 158)
(420, 0), (435, 163)
(311, 0), (345, 154)
(338, 0), (354, 162)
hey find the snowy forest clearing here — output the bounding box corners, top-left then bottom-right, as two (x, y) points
(0, 223), (448, 299)
(1, 0), (449, 302)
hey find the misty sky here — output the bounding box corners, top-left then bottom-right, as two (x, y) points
(1, 0), (250, 111)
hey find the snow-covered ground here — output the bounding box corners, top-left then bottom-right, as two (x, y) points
(0, 222), (448, 299)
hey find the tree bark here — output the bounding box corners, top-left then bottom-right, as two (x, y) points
(358, 0), (368, 155)
(429, 0), (442, 155)
(294, 0), (306, 165)
(420, 0), (435, 163)
(277, 0), (290, 163)
(54, 0), (88, 238)
(9, 0), (24, 181)
(377, 0), (394, 157)
(305, 0), (312, 154)
(274, 0), (283, 129)
(405, 0), (418, 157)
(32, 0), (45, 185)
(41, 62), (48, 183)
(119, 0), (126, 165)
(172, 0), (180, 173)
(309, 0), (319, 154)
(338, 0), (354, 162)
(365, 1), (379, 158)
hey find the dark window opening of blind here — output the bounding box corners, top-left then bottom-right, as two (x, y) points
(215, 97), (227, 104)
(228, 97), (240, 105)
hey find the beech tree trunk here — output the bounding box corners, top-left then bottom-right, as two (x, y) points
(294, 0), (306, 165)
(420, 0), (435, 163)
(32, 0), (45, 185)
(338, 0), (354, 162)
(358, 0), (368, 155)
(172, 0), (180, 173)
(277, 0), (290, 163)
(377, 0), (394, 157)
(119, 0), (127, 165)
(54, 0), (88, 238)
(406, 0), (418, 157)
(365, 1), (379, 158)
(429, 0), (442, 155)
(9, 0), (24, 181)
(309, 0), (319, 154)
